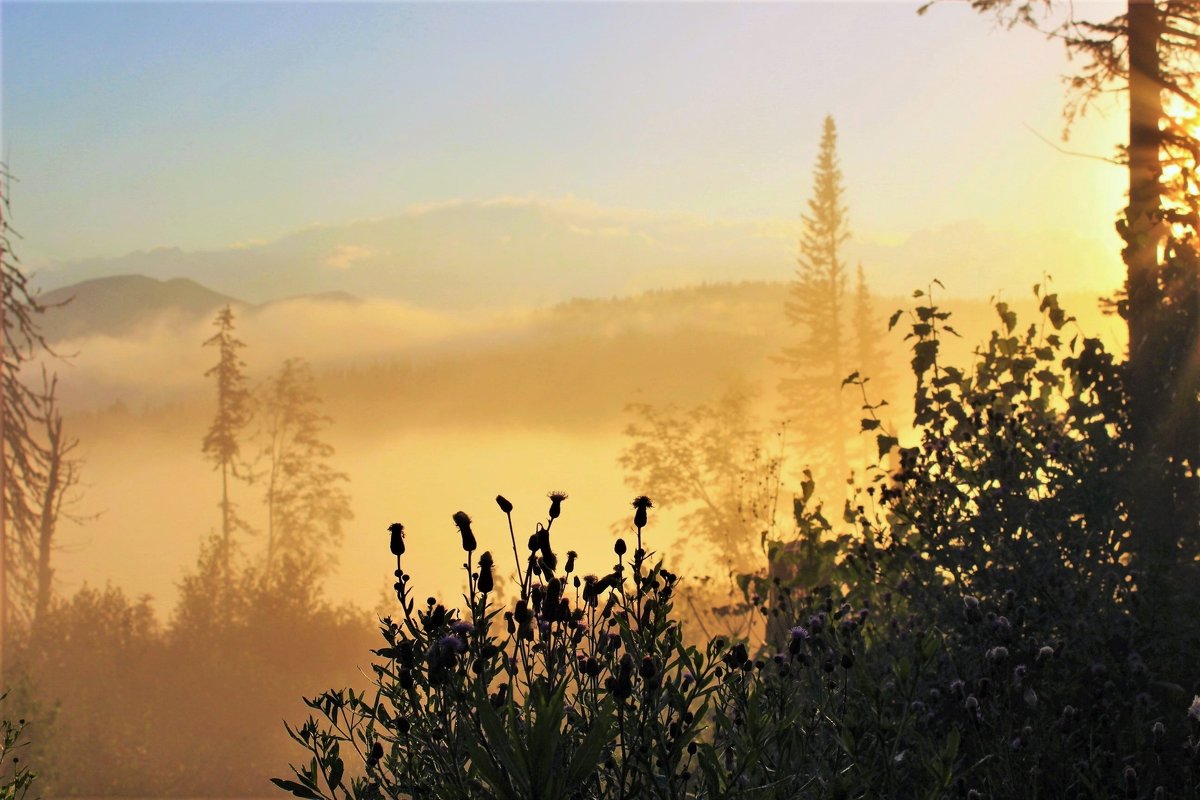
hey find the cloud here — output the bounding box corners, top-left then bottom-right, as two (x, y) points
(324, 244), (383, 270)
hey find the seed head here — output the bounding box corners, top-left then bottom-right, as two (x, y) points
(496, 495), (514, 514)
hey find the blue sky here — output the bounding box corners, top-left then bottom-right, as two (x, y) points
(2, 1), (1128, 291)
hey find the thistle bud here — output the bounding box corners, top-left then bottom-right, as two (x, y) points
(548, 491), (568, 520)
(615, 538), (627, 557)
(477, 552), (494, 594)
(632, 496), (653, 529)
(388, 523), (406, 556)
(452, 511), (477, 552)
(496, 495), (514, 514)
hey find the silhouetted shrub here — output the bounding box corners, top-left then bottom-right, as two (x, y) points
(278, 290), (1200, 799)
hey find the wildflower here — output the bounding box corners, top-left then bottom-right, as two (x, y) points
(1189, 696), (1200, 722)
(565, 550), (577, 574)
(451, 621), (474, 636)
(477, 552), (494, 594)
(548, 491), (568, 520)
(452, 511), (477, 552)
(438, 635), (467, 653)
(495, 495), (513, 514)
(986, 646), (1009, 663)
(388, 522), (405, 556)
(632, 495), (653, 529)
(1036, 645), (1055, 661)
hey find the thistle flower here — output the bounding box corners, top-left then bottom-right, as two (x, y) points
(388, 522), (406, 556)
(496, 495), (514, 514)
(438, 635), (467, 653)
(565, 550), (578, 574)
(452, 511), (477, 552)
(477, 552), (494, 593)
(632, 495), (653, 529)
(1188, 695), (1200, 722)
(548, 491), (568, 520)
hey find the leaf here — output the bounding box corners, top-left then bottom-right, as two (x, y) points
(911, 339), (939, 376)
(861, 418), (882, 432)
(564, 701), (615, 789)
(842, 371), (860, 387)
(876, 434), (899, 460)
(888, 310), (904, 331)
(270, 779), (323, 800)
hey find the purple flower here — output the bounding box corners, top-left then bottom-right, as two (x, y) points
(438, 635), (467, 653)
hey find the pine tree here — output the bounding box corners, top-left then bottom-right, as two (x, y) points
(777, 115), (854, 492)
(256, 358), (351, 607)
(201, 305), (252, 618)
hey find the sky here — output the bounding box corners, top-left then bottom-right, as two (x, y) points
(2, 0), (1129, 293)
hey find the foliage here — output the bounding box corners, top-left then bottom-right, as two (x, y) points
(0, 696), (34, 800)
(621, 387), (784, 574)
(256, 357), (353, 601)
(6, 577), (377, 796)
(279, 289), (1200, 800)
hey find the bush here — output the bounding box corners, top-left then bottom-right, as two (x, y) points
(277, 291), (1200, 799)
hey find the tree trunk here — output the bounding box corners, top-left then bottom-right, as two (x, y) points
(1124, 0), (1174, 589)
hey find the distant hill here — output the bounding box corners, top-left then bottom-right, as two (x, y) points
(35, 275), (367, 343)
(32, 197), (1124, 308)
(37, 274), (242, 342)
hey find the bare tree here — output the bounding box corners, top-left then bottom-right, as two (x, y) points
(32, 371), (83, 629)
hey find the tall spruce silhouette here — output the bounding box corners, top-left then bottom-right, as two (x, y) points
(202, 305), (252, 618)
(777, 116), (854, 492)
